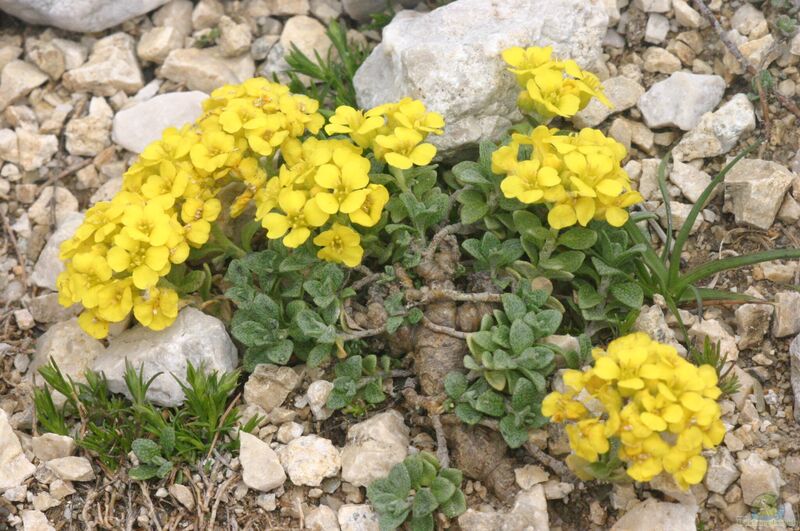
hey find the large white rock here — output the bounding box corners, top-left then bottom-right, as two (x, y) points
(20, 510), (55, 531)
(112, 91), (207, 153)
(353, 0), (608, 157)
(458, 484), (550, 531)
(278, 435), (341, 487)
(0, 409), (36, 491)
(673, 94), (756, 162)
(0, 59), (48, 111)
(239, 431), (286, 492)
(340, 410), (409, 487)
(611, 498), (698, 530)
(46, 456), (95, 482)
(31, 212), (85, 290)
(638, 72), (726, 130)
(91, 307), (238, 406)
(739, 453), (784, 506)
(0, 0), (169, 33)
(723, 158), (794, 230)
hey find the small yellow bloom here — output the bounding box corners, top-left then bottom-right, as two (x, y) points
(78, 309), (110, 339)
(374, 127), (437, 170)
(261, 189), (329, 248)
(313, 223), (364, 267)
(348, 184), (389, 227)
(133, 287), (179, 331)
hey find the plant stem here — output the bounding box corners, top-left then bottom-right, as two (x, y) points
(211, 223), (246, 259)
(538, 227), (560, 262)
(390, 166), (409, 192)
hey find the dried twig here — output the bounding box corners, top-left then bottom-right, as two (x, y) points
(421, 316), (469, 339)
(209, 473), (240, 528)
(407, 287), (502, 305)
(338, 324), (386, 341)
(36, 158), (93, 194)
(423, 223), (466, 262)
(431, 414), (450, 468)
(523, 441), (579, 483)
(139, 481), (163, 531)
(0, 209), (27, 288)
(205, 393), (242, 461)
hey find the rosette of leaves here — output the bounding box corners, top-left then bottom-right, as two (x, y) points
(129, 436), (174, 480)
(444, 372), (547, 448)
(225, 246), (354, 370)
(367, 452), (466, 531)
(366, 164), (450, 267)
(326, 354), (392, 415)
(464, 286), (560, 393)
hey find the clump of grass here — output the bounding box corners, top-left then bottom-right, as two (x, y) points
(283, 19), (370, 108)
(33, 360), (257, 473)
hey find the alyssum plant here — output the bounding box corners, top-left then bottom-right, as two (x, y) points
(52, 41), (800, 500)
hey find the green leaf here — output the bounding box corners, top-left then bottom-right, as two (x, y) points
(412, 488), (438, 518)
(512, 210), (543, 239)
(439, 468), (463, 488)
(527, 309), (562, 337)
(558, 227), (598, 250)
(335, 356), (363, 380)
(160, 427), (175, 457)
(499, 415), (529, 448)
(128, 464), (159, 481)
(156, 460), (173, 479)
(386, 315), (405, 334)
(439, 490), (467, 519)
(444, 372), (468, 399)
(474, 389), (505, 417)
(454, 403), (483, 424)
(452, 161), (489, 185)
(501, 293), (526, 322)
(131, 439), (160, 464)
(431, 476), (457, 503)
(458, 190), (489, 224)
(387, 461), (412, 498)
(540, 250), (585, 273)
(307, 344), (332, 368)
(610, 282), (644, 309)
(378, 509), (410, 531)
(245, 339), (294, 369)
(295, 309), (336, 343)
(363, 379), (386, 404)
(484, 370), (507, 390)
(409, 514), (435, 531)
(509, 320), (535, 354)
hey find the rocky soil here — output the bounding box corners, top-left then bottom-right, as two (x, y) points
(1, 0), (800, 530)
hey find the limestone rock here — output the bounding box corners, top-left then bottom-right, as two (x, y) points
(20, 510), (54, 531)
(669, 160), (711, 203)
(31, 212), (84, 290)
(218, 16), (252, 58)
(458, 484), (549, 531)
(278, 435), (341, 487)
(0, 60), (47, 112)
(306, 380), (334, 420)
(738, 453), (784, 506)
(47, 456), (95, 482)
(340, 410), (409, 487)
(65, 96), (113, 156)
(655, 201), (703, 235)
(773, 291), (800, 338)
(191, 0), (224, 30)
(30, 318), (105, 404)
(306, 505), (340, 530)
(724, 159), (793, 230)
(31, 433), (75, 462)
(0, 409), (36, 491)
(573, 76), (645, 128)
(611, 498), (698, 530)
(280, 16), (330, 60)
(112, 91), (206, 153)
(160, 48), (255, 93)
(790, 335), (800, 423)
(354, 0), (607, 157)
(153, 0), (194, 36)
(673, 94), (756, 162)
(16, 127), (58, 171)
(637, 72), (726, 130)
(63, 33), (143, 96)
(168, 484), (195, 510)
(28, 293), (81, 323)
(239, 431), (286, 492)
(25, 36), (65, 80)
(705, 447), (740, 494)
(342, 0), (387, 23)
(688, 319), (738, 362)
(244, 364), (301, 413)
(735, 302), (773, 350)
(338, 504), (379, 531)
(137, 26), (185, 64)
(28, 186), (79, 226)
(0, 0), (169, 33)
(643, 47), (682, 74)
(92, 307), (238, 407)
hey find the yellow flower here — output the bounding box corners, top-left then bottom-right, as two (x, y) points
(261, 189), (328, 248)
(623, 433), (670, 483)
(348, 184), (389, 227)
(95, 279), (134, 323)
(325, 105), (384, 149)
(190, 130), (235, 172)
(502, 46), (555, 84)
(374, 128), (437, 169)
(314, 149), (371, 215)
(107, 235), (170, 289)
(133, 287), (179, 331)
(541, 391), (587, 422)
(566, 419), (610, 463)
(663, 449), (707, 490)
(500, 159), (561, 204)
(78, 309), (110, 339)
(313, 223), (364, 267)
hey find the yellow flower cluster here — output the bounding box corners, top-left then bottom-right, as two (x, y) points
(542, 333), (726, 490)
(502, 46), (610, 120)
(493, 125), (642, 229)
(58, 78), (442, 338)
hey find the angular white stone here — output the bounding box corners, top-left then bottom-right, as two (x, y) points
(341, 410), (409, 487)
(673, 94), (756, 162)
(92, 307), (238, 406)
(354, 0), (607, 157)
(0, 0), (169, 33)
(30, 212), (84, 290)
(278, 435), (341, 487)
(611, 498), (698, 530)
(0, 409), (36, 491)
(638, 72), (726, 130)
(63, 33), (143, 96)
(724, 158), (793, 230)
(239, 431), (286, 492)
(112, 91), (206, 153)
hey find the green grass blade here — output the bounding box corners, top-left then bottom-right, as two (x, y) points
(656, 151), (673, 263)
(676, 287), (763, 303)
(676, 248), (800, 293)
(667, 141), (760, 286)
(623, 218), (669, 292)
